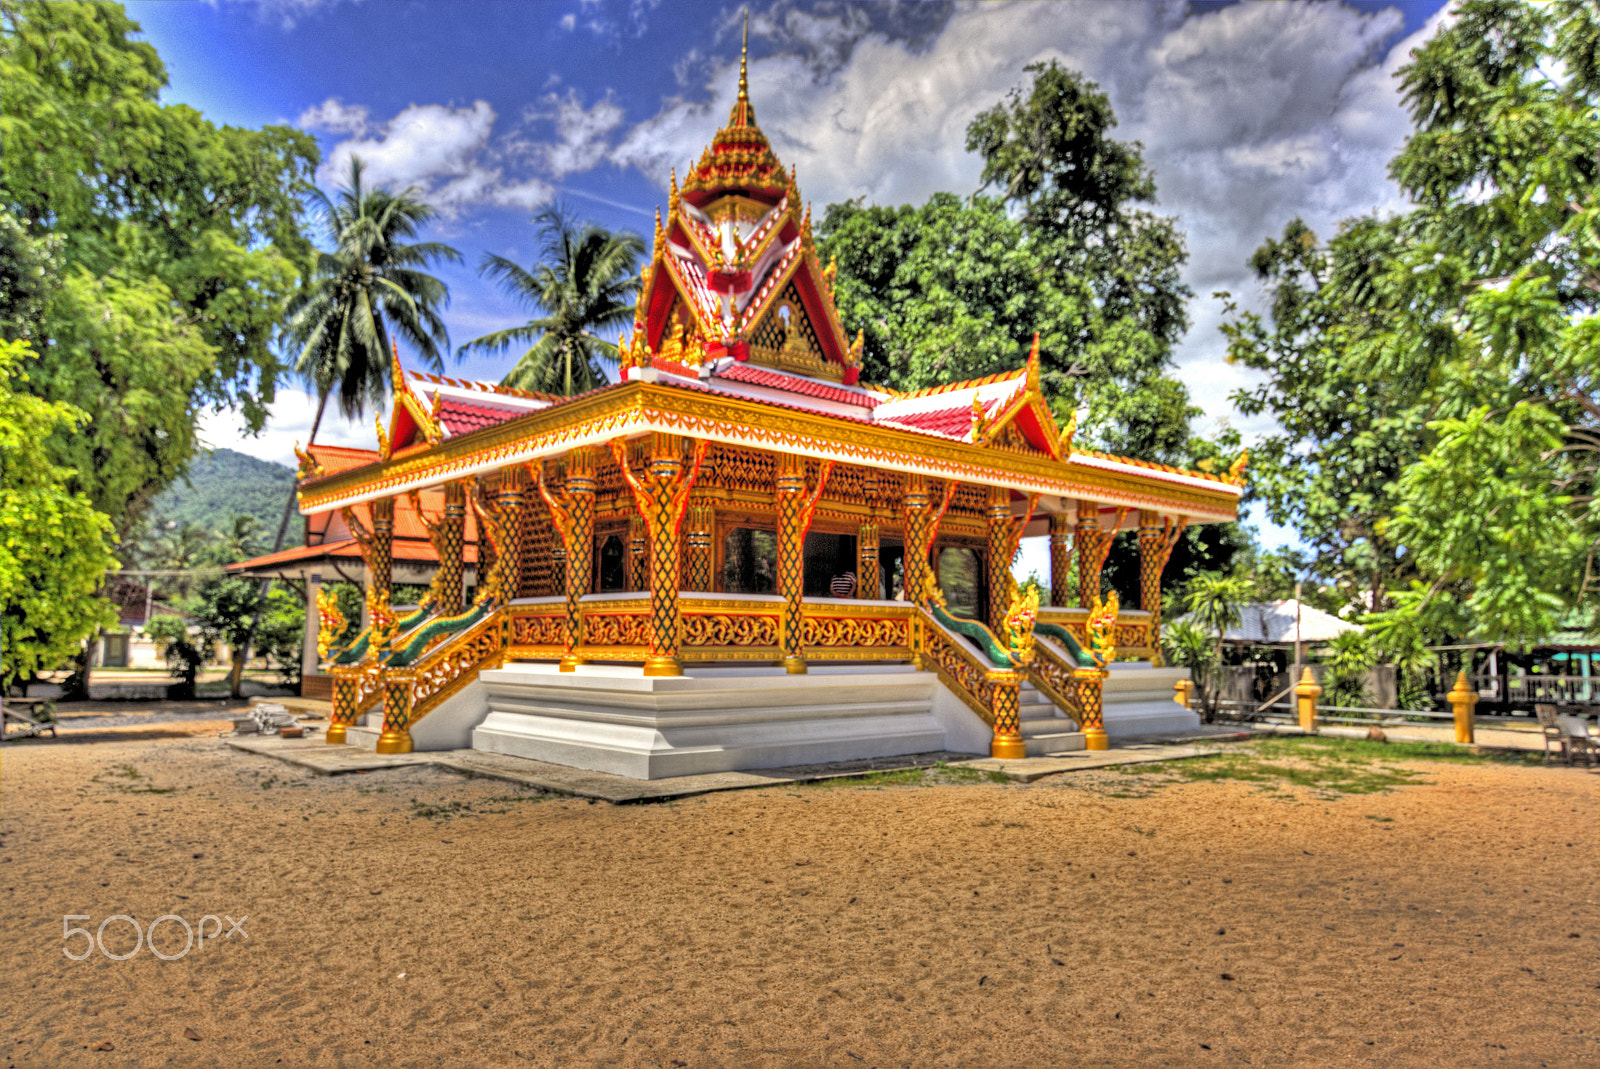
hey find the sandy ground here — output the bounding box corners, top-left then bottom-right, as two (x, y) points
(0, 733), (1595, 1069)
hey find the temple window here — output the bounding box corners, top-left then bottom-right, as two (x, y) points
(802, 531), (857, 598)
(597, 534), (627, 593)
(936, 546), (983, 620)
(722, 527), (777, 594)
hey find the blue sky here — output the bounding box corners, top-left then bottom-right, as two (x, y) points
(126, 0), (1450, 551)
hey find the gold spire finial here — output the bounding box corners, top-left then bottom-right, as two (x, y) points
(728, 9), (755, 127)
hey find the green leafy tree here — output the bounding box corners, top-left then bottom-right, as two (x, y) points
(821, 61), (1197, 463)
(2, 2), (319, 697)
(1182, 571), (1250, 720)
(461, 204), (645, 395)
(1161, 619), (1220, 721)
(0, 339), (117, 690)
(1, 0), (316, 436)
(254, 586), (306, 689)
(1223, 2), (1598, 645)
(139, 522), (214, 600)
(1323, 630), (1377, 709)
(189, 577), (275, 699)
(146, 614), (208, 701)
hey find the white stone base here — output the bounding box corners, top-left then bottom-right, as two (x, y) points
(471, 663), (947, 779)
(1102, 663), (1199, 737)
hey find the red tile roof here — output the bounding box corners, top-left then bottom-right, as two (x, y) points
(713, 364), (880, 408)
(876, 403), (978, 440)
(436, 397), (521, 436)
(227, 536), (477, 573)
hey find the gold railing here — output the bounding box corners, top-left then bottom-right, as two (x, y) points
(505, 596), (913, 664)
(327, 662), (383, 744)
(912, 612), (996, 724)
(375, 610), (506, 754)
(1028, 637), (1083, 729)
(911, 609), (1027, 759)
(1038, 606), (1154, 660)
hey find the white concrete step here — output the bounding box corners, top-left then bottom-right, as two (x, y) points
(1019, 716), (1086, 756)
(1103, 664), (1199, 738)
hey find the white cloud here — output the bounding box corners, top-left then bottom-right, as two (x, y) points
(611, 0), (1452, 443)
(296, 97), (370, 136)
(310, 100), (558, 218)
(212, 0), (357, 31)
(526, 90), (627, 178)
(560, 13), (576, 32)
(321, 100), (496, 193)
(199, 387), (372, 470)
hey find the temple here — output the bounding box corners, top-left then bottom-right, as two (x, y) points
(286, 50), (1244, 778)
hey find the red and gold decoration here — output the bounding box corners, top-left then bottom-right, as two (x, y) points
(1136, 510), (1187, 665)
(612, 433), (709, 676)
(536, 447), (597, 670)
(775, 453), (834, 673)
(285, 50), (1241, 757)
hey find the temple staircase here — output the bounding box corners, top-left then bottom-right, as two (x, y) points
(1016, 681), (1086, 755)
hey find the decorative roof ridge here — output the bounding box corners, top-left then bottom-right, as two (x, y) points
(879, 365), (1028, 401)
(711, 361), (883, 408)
(1070, 447), (1237, 487)
(735, 234), (805, 331)
(408, 369), (559, 403)
(658, 244), (727, 334)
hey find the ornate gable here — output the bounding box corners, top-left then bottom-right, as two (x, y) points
(621, 18), (859, 386)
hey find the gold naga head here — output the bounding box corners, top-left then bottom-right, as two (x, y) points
(1225, 449), (1249, 485)
(294, 442), (323, 480)
(1002, 581), (1040, 668)
(1086, 590), (1120, 667)
(316, 588), (348, 660)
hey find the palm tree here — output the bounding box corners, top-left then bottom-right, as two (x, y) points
(284, 156), (462, 448)
(1182, 571), (1250, 721)
(460, 204), (645, 395)
(270, 157), (461, 559)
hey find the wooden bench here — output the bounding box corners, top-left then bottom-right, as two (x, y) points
(2, 698), (58, 741)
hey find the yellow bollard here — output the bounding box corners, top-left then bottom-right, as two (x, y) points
(1293, 667), (1321, 733)
(1447, 670), (1477, 744)
(1173, 678), (1193, 709)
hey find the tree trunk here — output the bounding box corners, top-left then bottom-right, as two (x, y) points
(240, 390), (332, 699)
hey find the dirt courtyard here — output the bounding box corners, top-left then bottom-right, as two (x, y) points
(0, 732), (1595, 1068)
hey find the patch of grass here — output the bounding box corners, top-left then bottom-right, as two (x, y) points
(804, 761), (1012, 789)
(91, 764), (177, 794)
(407, 794), (547, 821)
(1366, 815), (1395, 823)
(1254, 736), (1490, 765)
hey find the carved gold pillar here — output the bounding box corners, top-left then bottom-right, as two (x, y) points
(684, 497), (714, 591)
(612, 434), (708, 677)
(376, 667), (416, 754)
(987, 486), (1015, 634)
(368, 497), (395, 655)
(903, 474), (930, 606)
(629, 515), (648, 592)
(535, 448), (596, 671)
(474, 474), (498, 601)
(775, 453), (833, 674)
(1049, 512), (1073, 608)
(1072, 666), (1110, 751)
(1137, 511), (1184, 663)
(370, 497), (394, 602)
(436, 482), (466, 616)
(989, 670), (1026, 759)
(1075, 500), (1107, 608)
(856, 522), (880, 600)
(497, 467), (530, 594)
